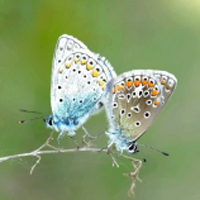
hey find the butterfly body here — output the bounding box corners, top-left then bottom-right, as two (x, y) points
(105, 70), (177, 153)
(45, 34), (116, 138)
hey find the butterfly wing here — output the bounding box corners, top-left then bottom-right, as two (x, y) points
(106, 70), (177, 141)
(50, 34), (116, 130)
(51, 34), (88, 112)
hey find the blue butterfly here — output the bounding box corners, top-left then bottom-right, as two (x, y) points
(104, 70), (177, 153)
(45, 34), (116, 139)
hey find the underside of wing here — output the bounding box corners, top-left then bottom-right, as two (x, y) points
(107, 70), (177, 141)
(51, 34), (89, 111)
(51, 49), (116, 125)
(51, 34), (116, 113)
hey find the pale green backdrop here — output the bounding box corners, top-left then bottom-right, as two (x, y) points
(0, 0), (199, 199)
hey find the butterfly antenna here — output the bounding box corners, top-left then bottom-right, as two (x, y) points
(138, 144), (169, 156)
(19, 109), (46, 115)
(19, 116), (46, 124)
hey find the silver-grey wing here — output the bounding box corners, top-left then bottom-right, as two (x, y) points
(106, 70), (177, 141)
(51, 34), (116, 114)
(51, 34), (88, 112)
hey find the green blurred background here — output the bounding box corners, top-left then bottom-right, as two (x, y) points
(0, 0), (200, 199)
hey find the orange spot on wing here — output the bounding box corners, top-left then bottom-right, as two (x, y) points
(112, 88), (115, 94)
(142, 79), (148, 86)
(126, 81), (133, 88)
(99, 80), (105, 86)
(115, 85), (125, 91)
(148, 81), (154, 87)
(151, 90), (158, 96)
(74, 58), (79, 64)
(161, 80), (166, 85)
(81, 60), (87, 65)
(134, 80), (141, 87)
(166, 85), (171, 90)
(59, 68), (63, 73)
(92, 70), (99, 77)
(65, 63), (71, 68)
(86, 64), (93, 70)
(153, 100), (159, 106)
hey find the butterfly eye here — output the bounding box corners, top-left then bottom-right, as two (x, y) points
(48, 118), (53, 126)
(128, 143), (137, 153)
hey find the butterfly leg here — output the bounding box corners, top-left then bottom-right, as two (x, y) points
(80, 126), (93, 147)
(107, 141), (120, 167)
(100, 139), (115, 154)
(57, 131), (66, 145)
(82, 126), (96, 139)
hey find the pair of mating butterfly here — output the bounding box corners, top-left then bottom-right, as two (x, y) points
(27, 34), (177, 154)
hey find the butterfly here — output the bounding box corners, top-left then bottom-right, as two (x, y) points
(104, 70), (177, 153)
(45, 34), (116, 139)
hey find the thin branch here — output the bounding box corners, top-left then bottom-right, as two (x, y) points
(0, 133), (142, 197)
(0, 146), (108, 163)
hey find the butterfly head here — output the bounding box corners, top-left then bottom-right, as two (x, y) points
(127, 141), (138, 154)
(44, 114), (80, 133)
(44, 114), (55, 130)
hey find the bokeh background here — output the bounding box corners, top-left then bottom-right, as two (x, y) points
(0, 0), (200, 199)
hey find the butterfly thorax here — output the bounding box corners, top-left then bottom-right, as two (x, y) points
(106, 128), (138, 153)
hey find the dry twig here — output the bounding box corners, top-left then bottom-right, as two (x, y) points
(0, 132), (142, 197)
